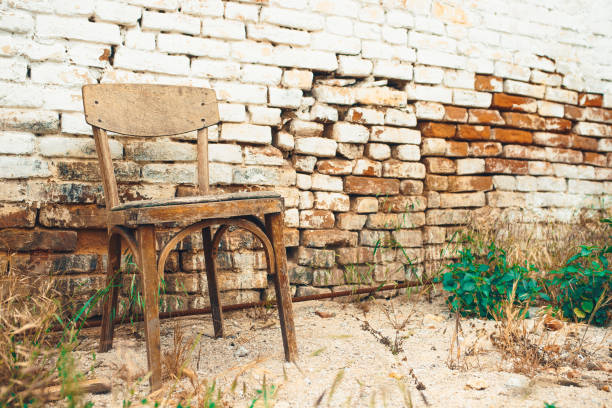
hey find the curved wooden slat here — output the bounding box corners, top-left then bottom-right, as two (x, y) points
(83, 84), (219, 136)
(109, 226), (140, 267)
(157, 218), (276, 280)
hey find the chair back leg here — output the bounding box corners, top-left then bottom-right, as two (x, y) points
(138, 225), (162, 390)
(99, 233), (122, 352)
(265, 212), (298, 362)
(202, 226), (224, 338)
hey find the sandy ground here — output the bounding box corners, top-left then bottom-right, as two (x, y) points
(68, 292), (611, 408)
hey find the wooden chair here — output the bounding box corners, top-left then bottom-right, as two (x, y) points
(82, 84), (297, 391)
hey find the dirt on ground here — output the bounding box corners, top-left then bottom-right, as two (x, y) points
(67, 291), (611, 408)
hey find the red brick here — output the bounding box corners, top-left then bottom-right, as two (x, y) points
(544, 118), (572, 132)
(425, 174), (448, 191)
(492, 128), (532, 144)
(424, 157), (456, 174)
(0, 204), (36, 228)
(316, 159), (353, 175)
(443, 106), (468, 122)
(533, 132), (571, 148)
(446, 141), (469, 157)
(571, 135), (598, 151)
(39, 204), (106, 229)
(301, 229), (357, 247)
(0, 229), (78, 252)
(583, 152), (607, 167)
(344, 176), (399, 195)
(585, 107), (612, 124)
(468, 109), (505, 125)
(419, 122), (456, 138)
(492, 93), (537, 113)
(447, 176), (493, 192)
(470, 142), (502, 157)
(485, 158), (528, 174)
(503, 145), (547, 161)
(564, 105), (586, 121)
(475, 75), (502, 92)
(502, 112), (545, 130)
(457, 125), (490, 140)
(578, 93), (603, 107)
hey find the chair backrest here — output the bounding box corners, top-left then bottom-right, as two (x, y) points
(82, 84), (220, 212)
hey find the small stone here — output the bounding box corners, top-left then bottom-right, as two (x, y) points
(234, 346), (248, 358)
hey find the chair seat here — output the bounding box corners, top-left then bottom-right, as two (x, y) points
(111, 191), (281, 211)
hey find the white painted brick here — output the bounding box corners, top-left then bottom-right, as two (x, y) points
(545, 87), (578, 104)
(467, 57), (494, 75)
(218, 103), (246, 122)
(516, 176), (538, 191)
(273, 47), (338, 71)
(414, 85), (452, 104)
(360, 5), (385, 23)
(95, 1), (141, 25)
(220, 123), (271, 145)
(373, 60), (413, 80)
(414, 16), (445, 35)
(552, 163), (595, 180)
(310, 104), (338, 122)
(573, 122), (611, 137)
(53, 0), (94, 18)
(0, 132), (35, 154)
(365, 143), (391, 160)
(61, 112), (92, 135)
(244, 145), (284, 166)
(530, 70), (562, 86)
(202, 18), (246, 40)
(0, 82), (43, 108)
(325, 16), (353, 36)
(295, 137), (337, 157)
(346, 107), (384, 125)
(409, 31), (456, 52)
(337, 56), (373, 77)
(417, 50), (466, 69)
(494, 62), (531, 81)
(312, 32), (361, 54)
(158, 33), (229, 58)
(66, 42), (110, 68)
(568, 179), (603, 195)
(393, 144), (420, 161)
(492, 175), (516, 191)
(275, 131), (295, 151)
(332, 122), (369, 143)
(40, 86), (80, 112)
(36, 15), (121, 44)
(443, 70), (474, 89)
(469, 28), (500, 45)
(114, 47), (189, 76)
(421, 138), (446, 156)
(382, 26), (408, 44)
(142, 11), (200, 34)
(311, 173), (343, 192)
(537, 101), (564, 118)
(456, 158), (485, 175)
(0, 109), (59, 134)
(312, 85), (356, 105)
(598, 138), (612, 152)
(206, 144), (242, 164)
(269, 88), (303, 108)
(385, 109), (417, 127)
(514, 52), (555, 72)
(310, 0), (359, 18)
(0, 57), (27, 81)
(0, 34), (23, 57)
(250, 106), (281, 126)
(362, 41), (416, 62)
(129, 0), (178, 11)
(0, 9), (34, 33)
(370, 126), (421, 144)
(241, 64), (282, 85)
(296, 173), (312, 190)
(503, 80), (545, 98)
(453, 90), (492, 108)
(31, 62), (97, 86)
(260, 7), (324, 31)
(414, 65), (444, 84)
(603, 94), (612, 109)
(0, 156), (51, 179)
(125, 30), (155, 50)
(213, 82), (267, 104)
(282, 70), (313, 90)
(354, 22), (381, 40)
(142, 163), (196, 184)
(225, 2), (259, 22)
(180, 0), (223, 16)
(415, 101), (445, 120)
(192, 58), (240, 79)
(39, 136), (122, 159)
(536, 176), (566, 192)
(528, 161), (552, 176)
(386, 10), (414, 28)
(247, 23), (310, 46)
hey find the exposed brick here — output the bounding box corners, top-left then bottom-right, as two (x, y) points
(545, 147), (582, 164)
(443, 105), (468, 122)
(578, 93), (603, 107)
(544, 118), (572, 132)
(0, 229), (77, 251)
(351, 197), (379, 213)
(491, 93), (537, 113)
(400, 180), (424, 195)
(424, 157), (456, 174)
(447, 176), (492, 192)
(299, 209), (335, 229)
(583, 152), (607, 167)
(456, 125), (490, 140)
(571, 135), (598, 151)
(491, 128), (532, 144)
(468, 109), (505, 125)
(503, 145), (547, 161)
(382, 160), (425, 179)
(316, 159), (353, 175)
(378, 195), (426, 213)
(0, 204), (36, 228)
(344, 176), (399, 195)
(425, 174), (448, 191)
(10, 253), (99, 275)
(302, 229), (357, 248)
(353, 158), (382, 177)
(533, 132), (572, 148)
(336, 213), (368, 230)
(314, 191), (350, 211)
(440, 192), (485, 208)
(39, 204), (106, 228)
(418, 122), (456, 138)
(501, 112), (545, 130)
(470, 141), (502, 157)
(446, 141), (469, 157)
(474, 75), (502, 92)
(485, 158), (528, 174)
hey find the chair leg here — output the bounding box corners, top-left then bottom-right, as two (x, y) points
(202, 226), (224, 338)
(137, 225), (162, 391)
(265, 212), (298, 362)
(99, 233), (121, 353)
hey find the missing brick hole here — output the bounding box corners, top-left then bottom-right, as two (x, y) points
(26, 66), (31, 79)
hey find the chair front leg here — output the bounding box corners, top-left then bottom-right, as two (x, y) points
(265, 212), (298, 362)
(137, 225), (162, 391)
(99, 233), (122, 352)
(202, 226), (224, 338)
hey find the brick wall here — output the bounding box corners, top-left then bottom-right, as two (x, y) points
(0, 0), (611, 312)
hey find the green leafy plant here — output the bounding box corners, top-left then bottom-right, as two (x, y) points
(437, 242), (545, 318)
